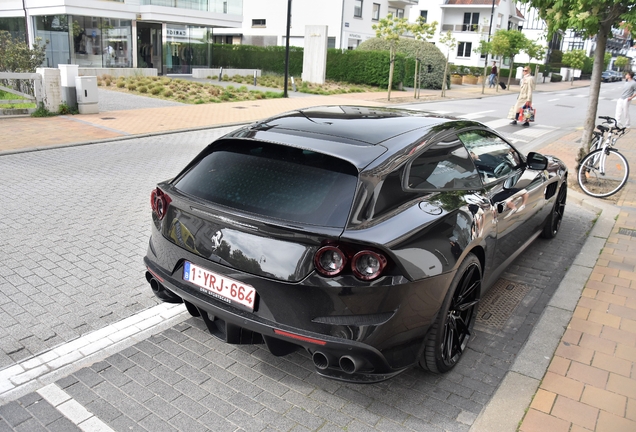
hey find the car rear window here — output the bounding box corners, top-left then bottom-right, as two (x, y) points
(173, 140), (359, 227)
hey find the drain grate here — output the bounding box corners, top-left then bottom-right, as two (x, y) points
(100, 117), (115, 120)
(619, 228), (636, 237)
(476, 278), (530, 329)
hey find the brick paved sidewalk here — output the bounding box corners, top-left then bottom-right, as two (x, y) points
(518, 131), (636, 431)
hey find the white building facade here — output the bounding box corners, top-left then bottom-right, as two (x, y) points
(211, 0), (418, 50)
(410, 0), (524, 69)
(0, 0), (243, 74)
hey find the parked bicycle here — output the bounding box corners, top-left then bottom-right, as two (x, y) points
(577, 116), (630, 198)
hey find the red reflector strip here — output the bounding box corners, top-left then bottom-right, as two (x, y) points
(273, 329), (327, 346)
(146, 267), (164, 283)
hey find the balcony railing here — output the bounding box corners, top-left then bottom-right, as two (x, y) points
(141, 0), (242, 14)
(441, 24), (500, 33)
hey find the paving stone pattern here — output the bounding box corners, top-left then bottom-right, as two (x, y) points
(0, 128), (236, 369)
(0, 131), (596, 431)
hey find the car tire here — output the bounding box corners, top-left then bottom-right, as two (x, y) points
(541, 183), (567, 239)
(419, 253), (481, 374)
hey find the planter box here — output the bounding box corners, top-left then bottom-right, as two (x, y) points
(451, 76), (463, 85)
(462, 75), (478, 85)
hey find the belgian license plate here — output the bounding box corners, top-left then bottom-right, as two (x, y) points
(183, 261), (256, 311)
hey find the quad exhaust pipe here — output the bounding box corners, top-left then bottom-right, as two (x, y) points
(312, 351), (364, 374)
(146, 271), (182, 304)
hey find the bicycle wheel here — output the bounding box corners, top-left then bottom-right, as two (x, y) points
(578, 149), (630, 197)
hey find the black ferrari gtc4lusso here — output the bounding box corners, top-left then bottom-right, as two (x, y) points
(144, 106), (567, 383)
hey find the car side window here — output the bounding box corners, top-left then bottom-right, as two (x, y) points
(406, 134), (482, 190)
(458, 130), (522, 185)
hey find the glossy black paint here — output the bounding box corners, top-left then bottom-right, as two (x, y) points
(144, 106), (568, 382)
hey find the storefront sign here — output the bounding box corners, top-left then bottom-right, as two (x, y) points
(167, 28), (187, 37)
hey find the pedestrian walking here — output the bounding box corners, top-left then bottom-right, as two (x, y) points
(489, 61), (497, 88)
(615, 71), (636, 128)
(509, 66), (535, 127)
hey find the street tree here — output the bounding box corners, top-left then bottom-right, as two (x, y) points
(440, 30), (457, 97)
(520, 0), (636, 160)
(491, 29), (529, 90)
(372, 13), (412, 101)
(0, 30), (46, 72)
(615, 55), (630, 71)
(524, 40), (546, 79)
(410, 16), (438, 98)
(562, 49), (587, 85)
(473, 39), (493, 93)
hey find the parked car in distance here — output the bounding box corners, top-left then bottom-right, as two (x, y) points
(144, 106), (568, 383)
(612, 71), (624, 81)
(601, 71), (614, 82)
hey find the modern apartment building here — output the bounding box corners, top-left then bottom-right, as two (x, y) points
(413, 0), (524, 68)
(211, 0), (419, 50)
(0, 0), (243, 74)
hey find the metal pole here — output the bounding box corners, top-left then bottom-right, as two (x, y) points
(22, 0), (29, 46)
(481, 0), (496, 94)
(283, 0), (292, 98)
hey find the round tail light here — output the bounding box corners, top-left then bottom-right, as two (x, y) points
(351, 251), (387, 280)
(151, 188), (170, 221)
(314, 246), (347, 277)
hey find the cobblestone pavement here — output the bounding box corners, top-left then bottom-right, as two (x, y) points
(0, 128), (596, 431)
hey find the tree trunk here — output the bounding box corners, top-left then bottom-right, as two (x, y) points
(387, 47), (394, 101)
(442, 52), (449, 97)
(414, 59), (419, 98)
(579, 23), (611, 166)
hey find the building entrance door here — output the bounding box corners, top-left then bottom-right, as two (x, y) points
(137, 22), (163, 75)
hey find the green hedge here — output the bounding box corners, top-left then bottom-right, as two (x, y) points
(209, 44), (304, 75)
(326, 49), (404, 87)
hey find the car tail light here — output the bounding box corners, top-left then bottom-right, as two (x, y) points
(314, 246), (347, 276)
(314, 244), (388, 280)
(150, 188), (171, 221)
(351, 251), (387, 280)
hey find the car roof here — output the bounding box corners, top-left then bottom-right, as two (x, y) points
(221, 105), (459, 170)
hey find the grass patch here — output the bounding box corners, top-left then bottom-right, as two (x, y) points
(0, 89), (36, 109)
(98, 75), (287, 104)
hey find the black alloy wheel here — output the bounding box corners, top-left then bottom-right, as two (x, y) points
(420, 253), (481, 373)
(541, 184), (567, 239)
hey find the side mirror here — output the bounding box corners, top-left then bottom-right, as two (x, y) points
(527, 152), (548, 170)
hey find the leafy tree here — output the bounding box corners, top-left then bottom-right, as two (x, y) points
(520, 0), (636, 159)
(615, 55), (630, 71)
(524, 40), (546, 78)
(562, 49), (587, 85)
(491, 29), (529, 90)
(0, 30), (47, 72)
(372, 13), (412, 101)
(410, 16), (438, 97)
(604, 52), (612, 69)
(440, 31), (457, 97)
(473, 39), (493, 93)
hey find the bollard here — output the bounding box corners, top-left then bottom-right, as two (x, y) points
(291, 76), (297, 92)
(254, 70), (257, 86)
(219, 67), (223, 81)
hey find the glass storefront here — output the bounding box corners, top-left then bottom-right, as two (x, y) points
(0, 17), (26, 42)
(141, 0), (242, 15)
(165, 24), (213, 74)
(33, 15), (132, 69)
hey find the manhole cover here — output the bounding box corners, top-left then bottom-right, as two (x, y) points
(619, 228), (636, 237)
(476, 278), (530, 329)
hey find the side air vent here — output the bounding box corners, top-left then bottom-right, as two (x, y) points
(545, 182), (558, 200)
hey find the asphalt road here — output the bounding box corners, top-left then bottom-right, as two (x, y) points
(0, 109), (598, 431)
